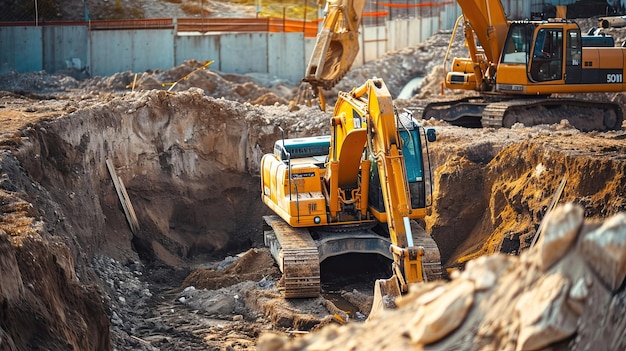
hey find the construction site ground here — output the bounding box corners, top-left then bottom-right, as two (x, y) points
(1, 19), (626, 351)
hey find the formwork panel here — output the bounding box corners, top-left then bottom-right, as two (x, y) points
(304, 37), (316, 73)
(388, 19), (409, 52)
(219, 33), (267, 74)
(43, 25), (88, 73)
(90, 29), (174, 76)
(407, 18), (421, 47)
(361, 25), (386, 64)
(174, 34), (220, 66)
(0, 26), (42, 74)
(440, 4), (462, 30)
(420, 17), (435, 42)
(268, 32), (304, 84)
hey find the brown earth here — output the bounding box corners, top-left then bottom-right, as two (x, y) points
(1, 22), (626, 351)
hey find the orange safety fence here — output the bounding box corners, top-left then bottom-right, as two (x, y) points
(268, 18), (318, 37)
(363, 11), (390, 17)
(1, 3), (450, 34)
(89, 18), (174, 30)
(0, 20), (88, 26)
(177, 18), (270, 32)
(378, 1), (453, 8)
(0, 18), (174, 29)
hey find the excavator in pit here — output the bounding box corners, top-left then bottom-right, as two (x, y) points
(303, 0), (625, 130)
(260, 78), (441, 311)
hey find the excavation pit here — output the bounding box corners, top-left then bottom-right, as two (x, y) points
(1, 75), (626, 349)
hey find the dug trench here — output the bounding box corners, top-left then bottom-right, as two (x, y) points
(1, 88), (625, 349)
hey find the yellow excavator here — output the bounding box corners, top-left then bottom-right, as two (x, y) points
(303, 0), (625, 130)
(261, 78), (441, 308)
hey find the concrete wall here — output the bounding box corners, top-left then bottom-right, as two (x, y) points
(219, 33), (267, 75)
(43, 25), (88, 73)
(0, 26), (42, 73)
(0, 5), (461, 80)
(174, 34), (220, 66)
(90, 29), (175, 76)
(361, 26), (387, 65)
(267, 33), (305, 83)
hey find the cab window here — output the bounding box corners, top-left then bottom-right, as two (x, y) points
(530, 28), (563, 81)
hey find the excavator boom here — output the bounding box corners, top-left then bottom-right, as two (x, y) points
(336, 80), (424, 290)
(456, 0), (508, 66)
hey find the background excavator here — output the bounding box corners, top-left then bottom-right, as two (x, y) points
(304, 0), (626, 131)
(261, 78), (441, 310)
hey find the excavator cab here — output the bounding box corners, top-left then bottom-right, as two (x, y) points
(368, 111), (434, 218)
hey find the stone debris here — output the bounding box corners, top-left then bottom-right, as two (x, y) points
(260, 204), (626, 351)
(408, 279), (475, 345)
(536, 203), (584, 270)
(580, 213), (626, 292)
(515, 274), (577, 351)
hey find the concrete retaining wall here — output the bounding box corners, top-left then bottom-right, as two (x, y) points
(1, 26), (42, 73)
(2, 0), (591, 80)
(42, 25), (89, 73)
(90, 28), (175, 76)
(0, 6), (458, 82)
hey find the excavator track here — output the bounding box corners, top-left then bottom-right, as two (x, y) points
(422, 97), (623, 131)
(420, 97), (488, 128)
(264, 215), (443, 297)
(483, 98), (623, 131)
(263, 215), (321, 298)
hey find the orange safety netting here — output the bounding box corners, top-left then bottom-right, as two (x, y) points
(378, 1), (453, 8)
(269, 18), (318, 37)
(363, 11), (389, 17)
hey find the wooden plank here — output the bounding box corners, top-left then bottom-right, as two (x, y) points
(118, 177), (140, 233)
(530, 175), (568, 248)
(106, 159), (139, 234)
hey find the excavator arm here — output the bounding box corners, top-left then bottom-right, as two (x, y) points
(304, 0), (367, 92)
(457, 0), (509, 66)
(448, 0), (509, 91)
(331, 79), (425, 313)
(304, 0), (510, 94)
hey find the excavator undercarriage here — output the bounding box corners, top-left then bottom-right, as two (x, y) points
(421, 97), (624, 131)
(263, 215), (442, 298)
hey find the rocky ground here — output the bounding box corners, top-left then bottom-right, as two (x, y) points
(1, 19), (626, 351)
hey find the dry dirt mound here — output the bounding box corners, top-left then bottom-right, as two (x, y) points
(259, 203), (626, 351)
(182, 248), (280, 290)
(0, 60), (296, 108)
(423, 124), (626, 270)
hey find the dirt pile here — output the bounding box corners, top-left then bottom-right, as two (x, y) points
(259, 204), (626, 351)
(422, 124), (626, 269)
(0, 60), (296, 107)
(183, 249), (280, 290)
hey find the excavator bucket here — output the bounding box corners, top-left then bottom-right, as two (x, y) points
(303, 0), (365, 92)
(368, 275), (401, 320)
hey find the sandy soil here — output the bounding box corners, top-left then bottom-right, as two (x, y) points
(1, 18), (626, 351)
